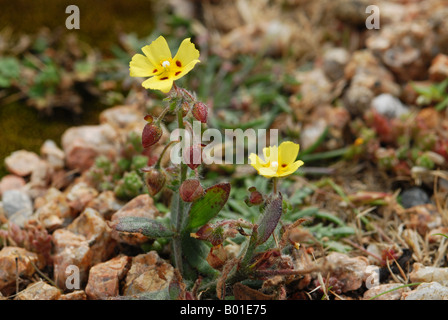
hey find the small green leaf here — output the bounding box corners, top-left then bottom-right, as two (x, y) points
(0, 57), (20, 87)
(322, 240), (352, 253)
(186, 182), (231, 230)
(168, 279), (183, 300)
(299, 126), (329, 157)
(256, 194), (283, 245)
(307, 223), (355, 239)
(114, 216), (174, 238)
(182, 234), (219, 277)
(435, 95), (448, 111)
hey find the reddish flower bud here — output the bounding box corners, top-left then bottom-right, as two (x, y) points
(180, 179), (204, 202)
(191, 224), (214, 242)
(142, 166), (166, 196)
(206, 245), (228, 270)
(245, 187), (264, 206)
(142, 122), (163, 149)
(182, 145), (202, 170)
(181, 102), (190, 117)
(191, 219), (253, 246)
(192, 102), (208, 123)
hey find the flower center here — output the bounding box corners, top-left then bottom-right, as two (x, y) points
(162, 60), (171, 69)
(270, 161), (279, 172)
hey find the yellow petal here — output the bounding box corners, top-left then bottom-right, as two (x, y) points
(142, 76), (174, 93)
(173, 38), (200, 68)
(277, 160), (304, 177)
(172, 59), (201, 81)
(263, 145), (278, 164)
(249, 153), (267, 171)
(248, 153), (259, 166)
(129, 54), (157, 77)
(257, 166), (279, 178)
(142, 36), (172, 67)
(278, 141), (300, 166)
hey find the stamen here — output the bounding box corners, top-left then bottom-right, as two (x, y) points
(270, 161), (279, 172)
(162, 60), (170, 68)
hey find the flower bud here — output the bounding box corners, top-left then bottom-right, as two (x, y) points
(183, 145), (202, 170)
(142, 122), (163, 149)
(192, 102), (208, 123)
(206, 245), (228, 270)
(245, 187), (264, 206)
(190, 224), (214, 242)
(141, 166), (166, 196)
(180, 179), (204, 202)
(181, 102), (190, 117)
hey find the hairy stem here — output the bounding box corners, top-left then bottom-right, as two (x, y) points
(155, 140), (177, 169)
(173, 107), (188, 274)
(273, 177), (278, 195)
(200, 229), (259, 297)
(155, 105), (170, 125)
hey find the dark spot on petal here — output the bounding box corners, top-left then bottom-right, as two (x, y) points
(153, 69), (158, 73)
(176, 60), (182, 67)
(281, 164), (287, 168)
(160, 77), (169, 80)
(175, 71), (181, 76)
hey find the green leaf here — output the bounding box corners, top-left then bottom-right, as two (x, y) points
(287, 187), (314, 206)
(0, 57), (20, 79)
(322, 240), (352, 253)
(182, 234), (219, 277)
(168, 277), (184, 300)
(114, 216), (174, 238)
(186, 182), (231, 230)
(299, 126), (329, 157)
(256, 193), (283, 245)
(435, 95), (448, 111)
(307, 223), (355, 239)
(0, 76), (11, 88)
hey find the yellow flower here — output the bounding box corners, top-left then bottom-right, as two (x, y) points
(354, 137), (364, 146)
(249, 141), (304, 178)
(129, 36), (200, 93)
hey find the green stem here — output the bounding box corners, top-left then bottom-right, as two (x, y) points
(173, 107), (188, 274)
(173, 82), (196, 103)
(273, 177), (278, 195)
(155, 105), (170, 125)
(198, 242), (256, 297)
(155, 140), (177, 169)
(180, 87), (196, 103)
